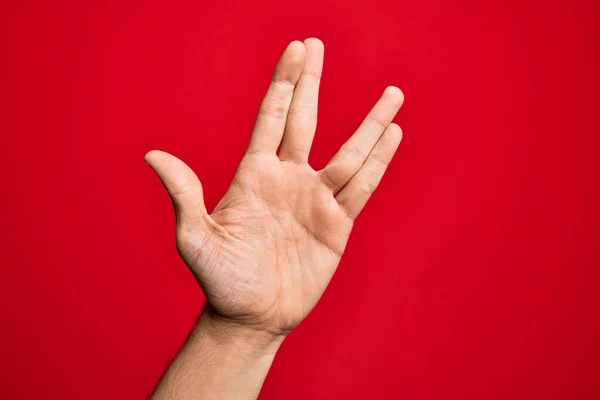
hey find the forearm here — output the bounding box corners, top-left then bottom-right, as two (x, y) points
(152, 306), (284, 400)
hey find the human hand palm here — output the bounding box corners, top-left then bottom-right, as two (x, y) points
(146, 39), (403, 336)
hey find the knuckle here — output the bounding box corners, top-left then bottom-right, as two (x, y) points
(170, 180), (200, 197)
(343, 145), (369, 166)
(355, 175), (378, 196)
(272, 78), (296, 88)
(365, 114), (387, 130)
(258, 102), (288, 119)
(318, 169), (339, 191)
(287, 104), (318, 120)
(302, 70), (322, 81)
(370, 152), (390, 167)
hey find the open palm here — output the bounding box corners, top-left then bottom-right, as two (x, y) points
(146, 39), (404, 335)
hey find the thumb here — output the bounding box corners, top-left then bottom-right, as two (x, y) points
(145, 150), (208, 221)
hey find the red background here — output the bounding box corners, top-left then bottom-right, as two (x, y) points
(1, 0), (599, 398)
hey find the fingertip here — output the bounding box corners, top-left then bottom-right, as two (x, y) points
(384, 85), (402, 95)
(388, 123), (403, 141)
(379, 124), (402, 154)
(304, 37), (324, 51)
(384, 86), (405, 107)
(291, 38), (323, 82)
(275, 41), (306, 83)
(286, 40), (307, 63)
(144, 149), (166, 165)
(144, 150), (156, 164)
(289, 39), (304, 47)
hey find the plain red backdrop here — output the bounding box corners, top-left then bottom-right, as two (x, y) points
(1, 0), (599, 398)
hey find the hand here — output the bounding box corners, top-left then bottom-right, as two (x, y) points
(146, 38), (404, 338)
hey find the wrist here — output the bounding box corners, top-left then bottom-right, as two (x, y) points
(151, 303), (285, 399)
(197, 304), (286, 359)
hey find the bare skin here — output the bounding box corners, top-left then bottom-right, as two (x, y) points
(148, 38), (404, 399)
